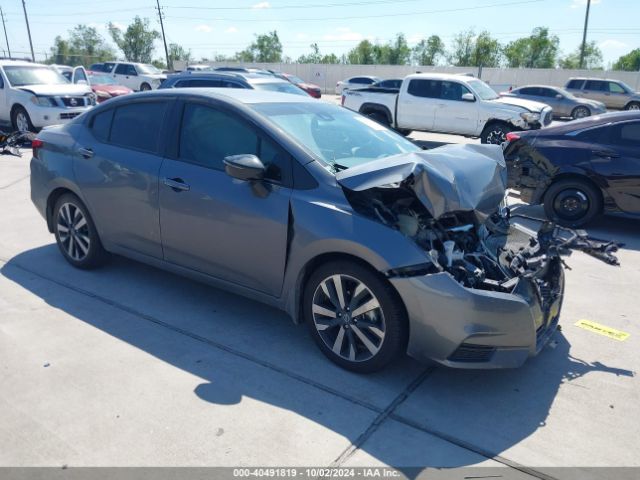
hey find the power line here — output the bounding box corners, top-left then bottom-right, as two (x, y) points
(166, 0), (429, 10)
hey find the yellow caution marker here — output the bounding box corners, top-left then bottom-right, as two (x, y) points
(574, 319), (630, 341)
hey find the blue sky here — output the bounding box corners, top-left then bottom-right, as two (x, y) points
(1, 0), (638, 66)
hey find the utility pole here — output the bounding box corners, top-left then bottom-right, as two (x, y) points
(21, 0), (35, 62)
(579, 0), (591, 69)
(155, 0), (171, 71)
(0, 7), (11, 58)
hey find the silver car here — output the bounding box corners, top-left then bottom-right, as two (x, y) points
(565, 77), (640, 111)
(501, 85), (606, 119)
(29, 89), (617, 372)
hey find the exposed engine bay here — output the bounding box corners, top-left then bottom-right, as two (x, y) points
(337, 144), (619, 297)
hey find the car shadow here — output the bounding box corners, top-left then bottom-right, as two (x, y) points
(1, 245), (633, 471)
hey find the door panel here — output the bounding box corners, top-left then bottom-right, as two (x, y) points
(158, 102), (292, 296)
(397, 79), (438, 131)
(73, 101), (171, 258)
(433, 81), (478, 135)
(593, 121), (640, 214)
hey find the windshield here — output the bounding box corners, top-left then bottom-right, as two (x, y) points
(3, 66), (69, 86)
(252, 102), (421, 171)
(137, 64), (161, 74)
(253, 81), (309, 96)
(468, 79), (499, 100)
(89, 73), (117, 85)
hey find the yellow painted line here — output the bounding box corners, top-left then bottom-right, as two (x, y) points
(574, 319), (630, 341)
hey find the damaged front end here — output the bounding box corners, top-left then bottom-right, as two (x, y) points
(337, 145), (619, 367)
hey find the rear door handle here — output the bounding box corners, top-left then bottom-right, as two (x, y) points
(78, 147), (93, 159)
(593, 150), (620, 158)
(163, 177), (190, 192)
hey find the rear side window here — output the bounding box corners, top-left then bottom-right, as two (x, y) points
(407, 79), (441, 98)
(103, 62), (115, 73)
(611, 122), (640, 148)
(175, 79), (222, 88)
(351, 77), (373, 84)
(576, 126), (608, 143)
(90, 109), (114, 142)
(109, 102), (168, 153)
(566, 79), (584, 89)
(584, 80), (606, 91)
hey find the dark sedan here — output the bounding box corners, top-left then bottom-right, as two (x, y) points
(503, 111), (640, 226)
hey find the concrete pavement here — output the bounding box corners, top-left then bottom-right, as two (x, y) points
(0, 149), (638, 476)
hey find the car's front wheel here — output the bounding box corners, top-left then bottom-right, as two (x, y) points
(11, 106), (35, 132)
(140, 82), (152, 91)
(303, 260), (408, 373)
(53, 193), (108, 269)
(625, 101), (640, 111)
(543, 178), (602, 227)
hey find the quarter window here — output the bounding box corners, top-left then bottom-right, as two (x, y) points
(109, 102), (168, 153)
(611, 122), (640, 148)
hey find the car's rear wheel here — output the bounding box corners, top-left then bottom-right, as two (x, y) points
(53, 193), (108, 269)
(11, 106), (35, 132)
(543, 178), (602, 227)
(571, 106), (591, 120)
(625, 101), (640, 111)
(480, 122), (513, 144)
(303, 260), (408, 373)
(140, 82), (151, 91)
(366, 111), (390, 127)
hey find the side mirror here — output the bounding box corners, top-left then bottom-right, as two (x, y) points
(224, 154), (266, 181)
(461, 92), (475, 102)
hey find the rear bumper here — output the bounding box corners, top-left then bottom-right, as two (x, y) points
(390, 267), (564, 369)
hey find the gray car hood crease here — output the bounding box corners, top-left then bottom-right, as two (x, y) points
(336, 144), (507, 221)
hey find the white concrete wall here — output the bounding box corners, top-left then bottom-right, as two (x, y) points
(174, 60), (640, 94)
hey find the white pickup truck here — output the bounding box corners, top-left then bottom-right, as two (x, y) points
(342, 73), (553, 144)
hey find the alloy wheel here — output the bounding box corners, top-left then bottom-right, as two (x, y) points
(573, 107), (590, 119)
(311, 274), (386, 362)
(56, 202), (91, 261)
(629, 103), (640, 111)
(16, 112), (29, 132)
(485, 128), (507, 144)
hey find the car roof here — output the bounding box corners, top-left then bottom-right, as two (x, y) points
(406, 72), (476, 82)
(105, 88), (317, 105)
(567, 77), (624, 82)
(513, 85), (561, 90)
(0, 60), (47, 67)
(243, 75), (291, 85)
(523, 111), (640, 136)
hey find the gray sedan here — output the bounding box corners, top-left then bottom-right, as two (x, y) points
(29, 89), (616, 372)
(501, 85), (606, 119)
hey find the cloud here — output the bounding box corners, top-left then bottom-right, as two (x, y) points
(252, 1), (270, 8)
(323, 27), (364, 41)
(570, 0), (601, 8)
(195, 24), (212, 33)
(225, 26), (238, 33)
(296, 33), (309, 40)
(599, 39), (628, 49)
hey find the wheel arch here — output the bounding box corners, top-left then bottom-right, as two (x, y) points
(45, 186), (85, 233)
(624, 100), (640, 110)
(359, 103), (393, 124)
(289, 251), (406, 326)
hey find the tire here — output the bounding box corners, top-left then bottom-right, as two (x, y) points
(366, 111), (390, 127)
(11, 106), (35, 132)
(303, 260), (408, 373)
(543, 178), (602, 227)
(53, 193), (108, 269)
(625, 101), (640, 111)
(571, 106), (591, 120)
(395, 128), (412, 137)
(140, 82), (152, 91)
(480, 122), (513, 144)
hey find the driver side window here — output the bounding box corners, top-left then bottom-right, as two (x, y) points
(178, 103), (291, 184)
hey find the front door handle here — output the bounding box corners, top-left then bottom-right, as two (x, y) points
(163, 177), (190, 192)
(78, 147), (93, 159)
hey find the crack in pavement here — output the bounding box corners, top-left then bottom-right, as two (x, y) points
(0, 258), (557, 479)
(0, 175), (30, 190)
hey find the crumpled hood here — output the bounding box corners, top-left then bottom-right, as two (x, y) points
(491, 96), (548, 112)
(18, 83), (92, 96)
(336, 144), (507, 220)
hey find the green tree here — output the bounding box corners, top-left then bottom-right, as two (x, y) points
(412, 35), (445, 66)
(559, 41), (603, 69)
(613, 48), (640, 71)
(236, 31), (282, 63)
(168, 43), (191, 68)
(297, 44), (340, 64)
(504, 27), (559, 68)
(108, 16), (160, 63)
(385, 33), (411, 65)
(449, 29), (475, 66)
(48, 24), (114, 66)
(346, 40), (375, 64)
